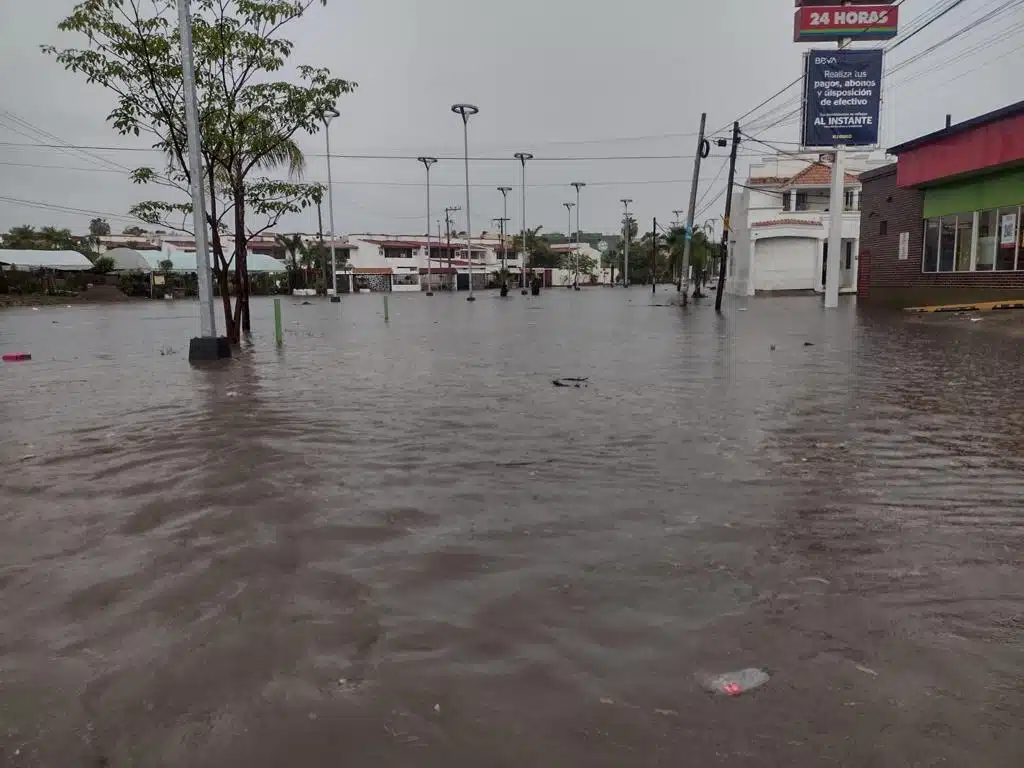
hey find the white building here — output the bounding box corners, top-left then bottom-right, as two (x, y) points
(727, 151), (888, 296)
(549, 243), (611, 286)
(339, 232), (520, 292)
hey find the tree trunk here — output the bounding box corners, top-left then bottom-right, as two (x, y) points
(233, 181), (251, 334)
(208, 165), (238, 343)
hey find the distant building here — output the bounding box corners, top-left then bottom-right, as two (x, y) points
(550, 243), (609, 285)
(727, 150), (888, 296)
(340, 233), (516, 292)
(859, 100), (1024, 307)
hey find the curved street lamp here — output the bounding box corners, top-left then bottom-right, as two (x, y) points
(323, 106), (341, 301)
(514, 152), (533, 293)
(451, 104), (479, 301)
(417, 156), (438, 296)
(563, 201), (575, 287)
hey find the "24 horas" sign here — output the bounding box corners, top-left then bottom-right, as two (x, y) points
(794, 4), (899, 42)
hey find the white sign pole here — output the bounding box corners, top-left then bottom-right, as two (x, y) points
(825, 2), (853, 310)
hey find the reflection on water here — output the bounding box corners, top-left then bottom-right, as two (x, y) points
(1, 294), (1022, 766)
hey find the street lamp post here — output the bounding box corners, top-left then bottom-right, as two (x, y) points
(498, 186), (511, 275)
(571, 182), (585, 288)
(178, 0), (227, 361)
(514, 152), (533, 294)
(418, 156), (438, 296)
(451, 104), (479, 302)
(621, 199), (633, 287)
(563, 202), (575, 287)
(323, 107), (341, 302)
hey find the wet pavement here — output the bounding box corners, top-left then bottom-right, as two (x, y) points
(1, 290), (1023, 766)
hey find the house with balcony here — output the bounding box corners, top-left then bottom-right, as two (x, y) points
(341, 233), (515, 292)
(727, 150), (888, 296)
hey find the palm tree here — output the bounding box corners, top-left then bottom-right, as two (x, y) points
(275, 233), (304, 291)
(298, 244), (318, 289)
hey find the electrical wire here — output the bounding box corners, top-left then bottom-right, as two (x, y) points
(739, 0), (1024, 138)
(0, 195), (147, 226)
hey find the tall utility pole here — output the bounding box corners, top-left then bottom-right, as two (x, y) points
(419, 157), (438, 296)
(317, 199), (328, 292)
(497, 186), (511, 274)
(492, 217), (510, 271)
(178, 0), (223, 361)
(451, 104), (479, 302)
(514, 153), (533, 293)
(651, 217), (658, 294)
(563, 202), (575, 285)
(681, 112), (708, 304)
(445, 205), (461, 284)
(571, 182), (585, 287)
(621, 198), (632, 287)
(715, 122), (741, 313)
(323, 107), (340, 301)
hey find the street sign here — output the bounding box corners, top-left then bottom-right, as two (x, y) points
(794, 4), (898, 42)
(801, 49), (883, 147)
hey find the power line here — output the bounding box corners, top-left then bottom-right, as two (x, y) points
(737, 0), (1024, 138)
(0, 160), (709, 188)
(0, 194), (146, 225)
(887, 0), (971, 52)
(0, 141), (709, 163)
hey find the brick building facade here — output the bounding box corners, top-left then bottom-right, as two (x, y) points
(858, 101), (1024, 307)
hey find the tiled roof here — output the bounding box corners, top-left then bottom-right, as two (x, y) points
(788, 163), (860, 187)
(752, 218), (823, 228)
(748, 176), (790, 185)
(352, 267), (393, 275)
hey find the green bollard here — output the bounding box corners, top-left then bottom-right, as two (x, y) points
(274, 297), (283, 345)
(383, 294), (390, 323)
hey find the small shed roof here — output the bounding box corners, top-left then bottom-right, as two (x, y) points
(247, 253), (287, 273)
(0, 249), (94, 271)
(105, 247), (162, 271)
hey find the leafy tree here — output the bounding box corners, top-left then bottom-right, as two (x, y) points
(46, 0), (355, 343)
(510, 226), (562, 269)
(158, 259), (175, 274)
(92, 255), (116, 274)
(123, 226), (147, 236)
(664, 225), (716, 297)
(3, 225), (79, 251)
(576, 252), (597, 277)
(89, 218), (111, 237)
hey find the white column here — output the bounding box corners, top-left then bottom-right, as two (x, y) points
(825, 148), (844, 308)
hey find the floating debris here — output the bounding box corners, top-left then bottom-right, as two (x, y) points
(700, 668), (770, 696)
(552, 377), (589, 388)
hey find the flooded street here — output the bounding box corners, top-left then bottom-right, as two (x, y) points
(2, 291), (1023, 766)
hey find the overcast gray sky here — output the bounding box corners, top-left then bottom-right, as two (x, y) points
(1, 0), (1021, 237)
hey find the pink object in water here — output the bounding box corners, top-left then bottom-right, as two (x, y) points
(2, 352), (31, 362)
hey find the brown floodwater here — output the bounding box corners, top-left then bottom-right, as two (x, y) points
(1, 291), (1022, 767)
